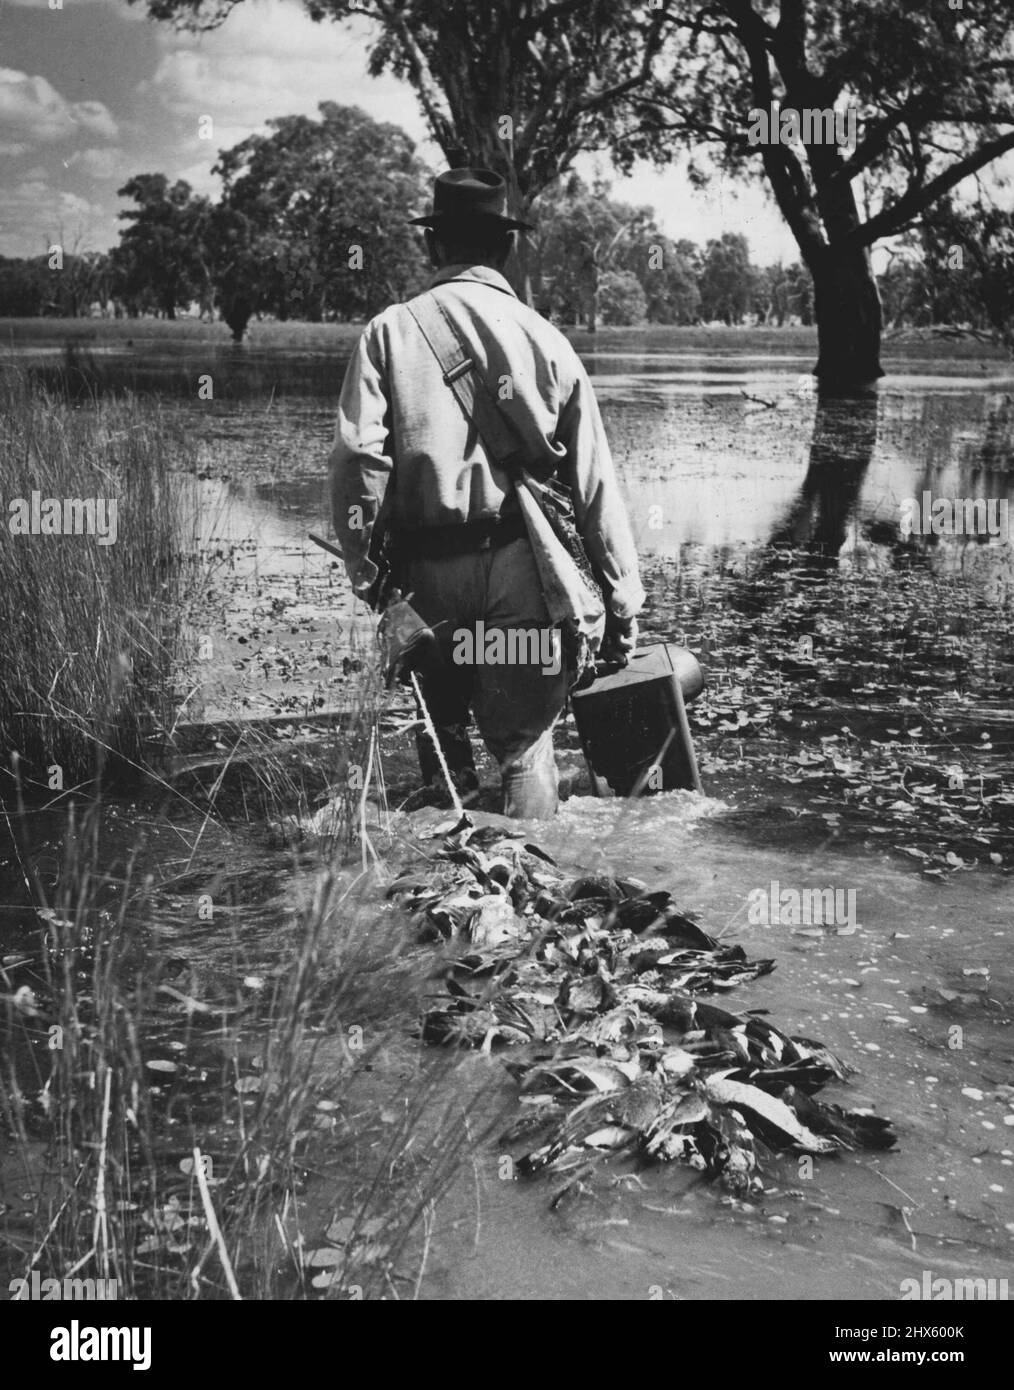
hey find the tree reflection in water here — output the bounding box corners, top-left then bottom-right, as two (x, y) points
(768, 388), (880, 564)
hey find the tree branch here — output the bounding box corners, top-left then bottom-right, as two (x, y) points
(370, 0), (455, 151)
(847, 131), (1014, 248)
(567, 4), (669, 122)
(517, 0), (590, 40)
(722, 0), (825, 261)
(830, 99), (932, 186)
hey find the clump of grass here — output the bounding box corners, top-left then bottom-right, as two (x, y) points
(1, 684), (497, 1300)
(0, 374), (493, 1299)
(0, 367), (200, 791)
(1, 797), (160, 1297)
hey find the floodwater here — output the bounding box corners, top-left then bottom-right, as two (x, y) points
(4, 332), (1014, 1299)
(419, 798), (1014, 1300)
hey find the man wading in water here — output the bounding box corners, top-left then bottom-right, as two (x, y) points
(329, 167), (644, 818)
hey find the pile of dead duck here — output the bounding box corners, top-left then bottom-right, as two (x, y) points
(388, 814), (896, 1199)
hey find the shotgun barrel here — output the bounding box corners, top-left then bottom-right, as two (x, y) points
(308, 531), (344, 560)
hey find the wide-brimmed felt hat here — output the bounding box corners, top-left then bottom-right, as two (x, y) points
(410, 167), (534, 232)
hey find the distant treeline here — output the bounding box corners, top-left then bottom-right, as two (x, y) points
(0, 221), (817, 335)
(1, 103), (1010, 345)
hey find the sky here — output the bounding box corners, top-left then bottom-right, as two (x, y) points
(0, 0), (808, 265)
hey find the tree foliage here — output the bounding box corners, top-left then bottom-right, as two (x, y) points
(698, 232), (755, 324)
(130, 0), (672, 297)
(619, 236), (702, 327)
(212, 102), (431, 328)
(112, 175), (211, 319)
(0, 252), (115, 318)
(128, 0), (1014, 376)
(598, 270), (649, 327)
(534, 175), (701, 328)
(42, 104), (433, 339)
(130, 0), (669, 208)
(881, 199), (1014, 346)
(623, 0), (1014, 382)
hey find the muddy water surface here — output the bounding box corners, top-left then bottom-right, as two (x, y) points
(164, 345), (1012, 1299)
(174, 346), (1014, 1298)
(417, 798), (1013, 1299)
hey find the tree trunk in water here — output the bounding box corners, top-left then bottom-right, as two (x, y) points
(221, 293), (252, 343)
(812, 249), (884, 390)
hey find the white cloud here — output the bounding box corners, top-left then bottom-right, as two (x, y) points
(0, 68), (119, 146)
(142, 0), (436, 171)
(66, 147), (127, 179)
(0, 176), (111, 257)
(173, 158), (224, 198)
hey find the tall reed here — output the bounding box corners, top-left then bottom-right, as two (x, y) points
(0, 365), (491, 1299)
(0, 367), (198, 789)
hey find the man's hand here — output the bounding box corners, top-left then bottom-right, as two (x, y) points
(378, 593), (436, 686)
(600, 614), (638, 667)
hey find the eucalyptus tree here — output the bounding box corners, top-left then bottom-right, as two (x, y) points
(627, 1), (1014, 387)
(113, 175), (210, 319)
(133, 0), (1014, 380)
(212, 103), (431, 329)
(133, 0), (672, 299)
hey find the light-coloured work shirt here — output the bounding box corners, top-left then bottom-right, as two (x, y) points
(328, 263), (644, 620)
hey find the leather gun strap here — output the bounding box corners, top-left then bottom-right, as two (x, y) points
(404, 291), (529, 478)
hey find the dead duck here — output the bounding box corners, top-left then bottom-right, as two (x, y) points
(393, 812), (896, 1195)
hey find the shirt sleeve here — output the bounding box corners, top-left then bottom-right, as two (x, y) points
(327, 320), (393, 605)
(556, 364), (645, 621)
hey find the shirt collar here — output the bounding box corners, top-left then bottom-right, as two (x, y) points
(429, 264), (518, 299)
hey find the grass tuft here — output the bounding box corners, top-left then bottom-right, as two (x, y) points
(0, 367), (200, 791)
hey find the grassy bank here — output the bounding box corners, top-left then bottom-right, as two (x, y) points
(1, 318), (364, 354)
(0, 368), (200, 791)
(2, 315), (1009, 363)
(0, 529), (494, 1301)
(0, 379), (491, 1298)
(0, 788), (494, 1300)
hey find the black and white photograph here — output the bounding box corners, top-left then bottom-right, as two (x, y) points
(1, 0), (1012, 1343)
